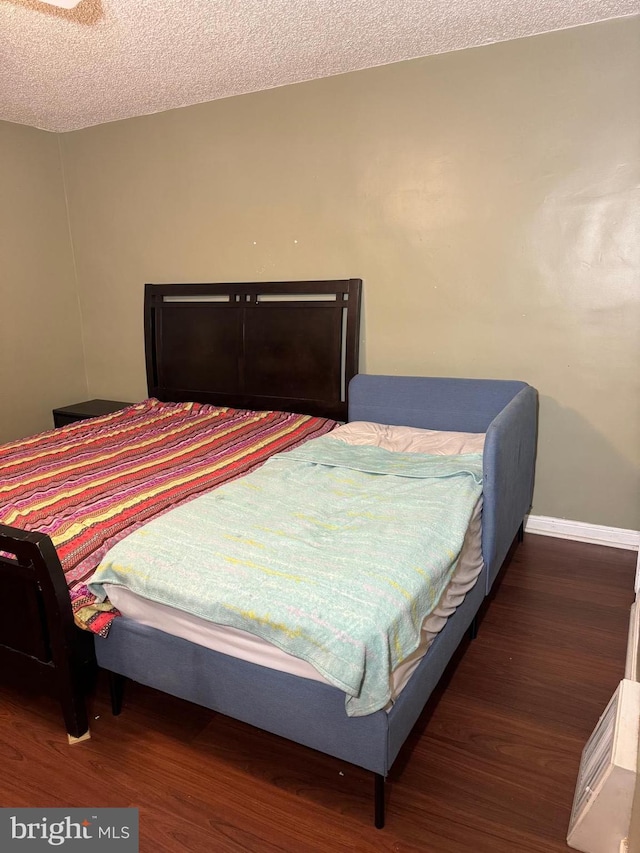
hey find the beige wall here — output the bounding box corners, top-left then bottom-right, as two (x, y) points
(56, 16), (640, 529)
(0, 121), (87, 443)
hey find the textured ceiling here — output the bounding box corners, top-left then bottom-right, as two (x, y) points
(0, 0), (637, 133)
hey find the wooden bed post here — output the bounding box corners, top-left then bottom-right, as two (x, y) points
(58, 656), (92, 743)
(0, 525), (94, 742)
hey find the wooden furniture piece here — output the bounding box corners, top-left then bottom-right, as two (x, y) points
(0, 525), (96, 741)
(52, 399), (131, 428)
(0, 279), (362, 745)
(144, 279), (361, 420)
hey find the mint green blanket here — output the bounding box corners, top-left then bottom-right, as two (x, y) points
(89, 437), (483, 716)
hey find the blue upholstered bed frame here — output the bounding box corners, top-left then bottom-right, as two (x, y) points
(95, 373), (538, 828)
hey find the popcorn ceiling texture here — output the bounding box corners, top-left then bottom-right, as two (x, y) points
(0, 0), (637, 132)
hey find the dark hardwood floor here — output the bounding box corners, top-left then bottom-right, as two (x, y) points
(0, 535), (636, 852)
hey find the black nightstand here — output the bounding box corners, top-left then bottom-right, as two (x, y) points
(52, 399), (131, 428)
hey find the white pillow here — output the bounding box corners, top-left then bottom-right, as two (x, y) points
(328, 421), (485, 455)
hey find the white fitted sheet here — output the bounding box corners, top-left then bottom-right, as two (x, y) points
(105, 423), (486, 705)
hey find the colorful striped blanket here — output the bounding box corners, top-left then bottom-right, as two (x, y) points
(0, 399), (336, 635)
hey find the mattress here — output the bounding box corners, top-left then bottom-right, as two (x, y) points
(104, 423), (486, 706)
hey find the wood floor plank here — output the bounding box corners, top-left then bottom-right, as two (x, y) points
(0, 535), (636, 851)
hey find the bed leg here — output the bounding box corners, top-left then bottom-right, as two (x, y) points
(518, 521), (525, 544)
(58, 664), (90, 743)
(374, 773), (385, 829)
(108, 671), (125, 716)
(468, 615), (478, 641)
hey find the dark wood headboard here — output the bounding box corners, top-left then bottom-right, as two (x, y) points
(144, 279), (362, 421)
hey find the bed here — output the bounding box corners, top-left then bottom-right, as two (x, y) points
(0, 278), (538, 827)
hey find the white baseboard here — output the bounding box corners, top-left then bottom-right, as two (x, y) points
(525, 514), (640, 551)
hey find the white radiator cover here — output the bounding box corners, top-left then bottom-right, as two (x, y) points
(567, 679), (640, 853)
(627, 602), (639, 682)
(568, 592), (640, 853)
(567, 664), (640, 853)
